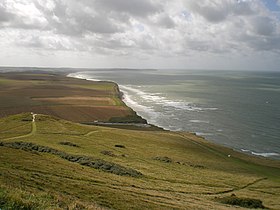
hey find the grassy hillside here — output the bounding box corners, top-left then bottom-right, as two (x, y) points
(0, 113), (279, 209)
(0, 72), (144, 123)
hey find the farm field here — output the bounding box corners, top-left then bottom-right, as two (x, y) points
(0, 72), (141, 123)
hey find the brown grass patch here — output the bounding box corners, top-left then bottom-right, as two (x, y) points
(0, 105), (132, 122)
(0, 72), (132, 123)
(33, 96), (116, 106)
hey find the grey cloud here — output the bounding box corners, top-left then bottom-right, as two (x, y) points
(184, 0), (255, 23)
(253, 37), (280, 51)
(232, 17), (280, 52)
(95, 0), (162, 17)
(54, 14), (121, 36)
(245, 35), (280, 51)
(12, 17), (47, 30)
(1, 0), (162, 37)
(184, 1), (230, 22)
(0, 4), (14, 22)
(251, 16), (276, 36)
(1, 0), (280, 59)
(0, 2), (47, 30)
(156, 14), (176, 28)
(182, 0), (280, 53)
(93, 37), (136, 50)
(232, 0), (255, 16)
(184, 38), (230, 54)
(137, 34), (159, 51)
(91, 33), (158, 54)
(35, 0), (123, 36)
(17, 35), (45, 49)
(17, 34), (83, 51)
(186, 40), (210, 52)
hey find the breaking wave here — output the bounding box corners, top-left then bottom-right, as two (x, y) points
(67, 72), (101, 81)
(241, 149), (280, 158)
(120, 85), (218, 112)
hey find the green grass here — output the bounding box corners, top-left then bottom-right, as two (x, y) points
(0, 113), (280, 209)
(108, 114), (147, 123)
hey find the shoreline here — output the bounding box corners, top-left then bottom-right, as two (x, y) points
(66, 72), (162, 129)
(66, 72), (280, 161)
(0, 69), (278, 161)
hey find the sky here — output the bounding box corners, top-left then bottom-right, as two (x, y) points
(0, 0), (280, 71)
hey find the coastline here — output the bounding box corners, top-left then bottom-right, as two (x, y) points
(66, 72), (162, 129)
(1, 70), (280, 209)
(66, 72), (280, 161)
(0, 69), (278, 161)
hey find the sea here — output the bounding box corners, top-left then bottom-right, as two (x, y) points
(67, 69), (280, 160)
(0, 67), (279, 159)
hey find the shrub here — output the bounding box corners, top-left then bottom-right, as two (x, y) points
(217, 195), (265, 209)
(115, 144), (125, 148)
(59, 141), (79, 147)
(0, 141), (142, 177)
(100, 150), (116, 157)
(153, 156), (173, 163)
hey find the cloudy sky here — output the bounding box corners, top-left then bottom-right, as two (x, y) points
(0, 0), (280, 70)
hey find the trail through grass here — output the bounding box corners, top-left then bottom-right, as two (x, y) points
(3, 113), (36, 141)
(1, 113), (279, 209)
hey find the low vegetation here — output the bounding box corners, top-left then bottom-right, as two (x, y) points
(0, 72), (280, 209)
(153, 156), (173, 163)
(0, 141), (142, 177)
(0, 113), (279, 209)
(59, 141), (80, 147)
(217, 194), (265, 209)
(101, 150), (117, 157)
(108, 114), (147, 124)
(115, 144), (126, 148)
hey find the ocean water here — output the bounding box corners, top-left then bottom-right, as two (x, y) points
(68, 69), (280, 159)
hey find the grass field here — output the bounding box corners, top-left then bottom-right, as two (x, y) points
(0, 72), (279, 209)
(0, 113), (279, 209)
(0, 72), (141, 123)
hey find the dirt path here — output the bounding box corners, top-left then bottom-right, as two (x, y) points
(84, 130), (99, 137)
(4, 113), (37, 140)
(177, 133), (228, 159)
(206, 177), (268, 195)
(31, 113), (37, 134)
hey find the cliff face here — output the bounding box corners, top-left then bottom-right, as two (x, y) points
(113, 82), (124, 99)
(109, 82), (148, 124)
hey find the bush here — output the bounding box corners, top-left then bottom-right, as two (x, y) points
(153, 156), (173, 163)
(115, 144), (125, 148)
(59, 141), (79, 147)
(217, 195), (265, 209)
(0, 141), (142, 178)
(100, 150), (116, 157)
(109, 115), (147, 124)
